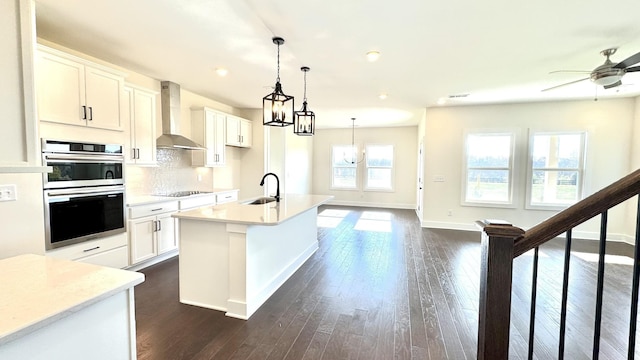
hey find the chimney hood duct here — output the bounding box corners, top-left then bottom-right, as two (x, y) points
(157, 81), (204, 150)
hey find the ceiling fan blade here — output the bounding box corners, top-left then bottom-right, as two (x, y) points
(625, 66), (640, 73)
(613, 51), (640, 69)
(549, 70), (590, 74)
(603, 80), (622, 89)
(541, 77), (590, 92)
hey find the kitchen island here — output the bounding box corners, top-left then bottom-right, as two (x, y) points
(173, 194), (332, 319)
(0, 254), (144, 360)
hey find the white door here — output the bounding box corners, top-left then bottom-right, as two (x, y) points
(84, 66), (124, 130)
(416, 138), (424, 221)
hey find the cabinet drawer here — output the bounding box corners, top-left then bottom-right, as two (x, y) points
(129, 201), (179, 219)
(77, 246), (129, 269)
(46, 233), (127, 262)
(179, 194), (216, 211)
(216, 191), (238, 204)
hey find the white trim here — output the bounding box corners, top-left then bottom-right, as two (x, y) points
(419, 222), (635, 246)
(327, 199), (414, 209)
(421, 221), (480, 232)
(525, 131), (587, 210)
(462, 130), (517, 207)
(125, 249), (178, 271)
(364, 144), (394, 191)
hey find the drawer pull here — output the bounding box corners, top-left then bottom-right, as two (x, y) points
(83, 246), (100, 253)
(151, 208), (163, 211)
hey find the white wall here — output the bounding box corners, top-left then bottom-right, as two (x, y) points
(284, 129), (313, 194)
(312, 126), (418, 208)
(237, 109), (265, 200)
(0, 0), (46, 260)
(421, 98), (636, 241)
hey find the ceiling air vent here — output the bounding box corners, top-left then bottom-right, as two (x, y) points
(448, 94), (469, 99)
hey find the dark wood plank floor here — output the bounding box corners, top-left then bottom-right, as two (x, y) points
(134, 206), (638, 359)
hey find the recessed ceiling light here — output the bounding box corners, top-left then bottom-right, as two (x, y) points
(214, 67), (228, 77)
(378, 93), (388, 100)
(366, 51), (380, 62)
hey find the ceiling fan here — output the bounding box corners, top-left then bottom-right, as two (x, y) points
(543, 48), (640, 92)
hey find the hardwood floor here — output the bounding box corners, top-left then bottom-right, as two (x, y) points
(135, 206), (638, 359)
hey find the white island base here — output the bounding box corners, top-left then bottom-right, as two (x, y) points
(178, 204), (322, 319)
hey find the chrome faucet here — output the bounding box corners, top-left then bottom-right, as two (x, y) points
(259, 172), (280, 202)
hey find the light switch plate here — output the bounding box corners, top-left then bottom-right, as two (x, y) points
(433, 175), (445, 182)
(0, 184), (17, 202)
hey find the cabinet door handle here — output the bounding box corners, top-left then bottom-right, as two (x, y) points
(135, 148), (140, 159)
(152, 220), (158, 232)
(131, 148), (136, 160)
(82, 106), (87, 120)
(88, 107), (93, 120)
(157, 220), (162, 232)
(83, 246), (100, 253)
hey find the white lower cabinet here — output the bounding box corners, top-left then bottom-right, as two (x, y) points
(45, 232), (129, 269)
(128, 201), (178, 265)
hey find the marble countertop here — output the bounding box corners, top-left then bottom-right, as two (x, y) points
(173, 194), (333, 225)
(126, 188), (238, 206)
(0, 254), (145, 345)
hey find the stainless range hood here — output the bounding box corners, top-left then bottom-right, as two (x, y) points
(157, 81), (204, 150)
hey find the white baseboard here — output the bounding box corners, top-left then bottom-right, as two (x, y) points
(421, 221), (479, 232)
(327, 200), (414, 209)
(125, 249), (178, 272)
(245, 242), (318, 318)
(420, 221), (635, 245)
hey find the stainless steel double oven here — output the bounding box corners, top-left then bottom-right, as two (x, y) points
(42, 139), (126, 250)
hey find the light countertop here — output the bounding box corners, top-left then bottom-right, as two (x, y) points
(173, 194), (333, 225)
(0, 254), (145, 345)
(126, 188), (238, 206)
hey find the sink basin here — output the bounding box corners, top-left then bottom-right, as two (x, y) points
(243, 197), (276, 205)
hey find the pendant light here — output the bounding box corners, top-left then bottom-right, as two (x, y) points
(345, 117), (365, 164)
(263, 37), (294, 127)
(294, 66), (315, 136)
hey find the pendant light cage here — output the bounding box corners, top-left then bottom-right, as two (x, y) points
(294, 66), (315, 136)
(263, 37), (295, 127)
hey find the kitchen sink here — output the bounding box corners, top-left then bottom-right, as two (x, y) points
(243, 197), (277, 205)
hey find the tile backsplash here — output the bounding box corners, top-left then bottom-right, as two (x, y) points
(125, 148), (212, 195)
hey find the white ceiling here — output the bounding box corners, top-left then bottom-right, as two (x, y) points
(34, 0), (640, 129)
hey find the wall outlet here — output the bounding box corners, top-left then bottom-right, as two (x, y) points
(434, 175), (445, 182)
(0, 184), (17, 202)
(447, 209), (453, 216)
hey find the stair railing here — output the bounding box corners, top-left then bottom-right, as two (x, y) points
(477, 169), (640, 359)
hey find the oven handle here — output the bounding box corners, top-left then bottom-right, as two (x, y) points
(44, 153), (124, 163)
(45, 185), (125, 199)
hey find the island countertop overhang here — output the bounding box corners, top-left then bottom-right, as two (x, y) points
(172, 194), (333, 225)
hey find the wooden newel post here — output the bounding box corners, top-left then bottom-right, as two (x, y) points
(476, 220), (525, 360)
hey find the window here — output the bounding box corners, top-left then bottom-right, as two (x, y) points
(331, 145), (357, 189)
(527, 132), (585, 208)
(365, 144), (394, 190)
(464, 132), (514, 205)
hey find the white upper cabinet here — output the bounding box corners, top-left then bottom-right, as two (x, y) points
(124, 86), (157, 165)
(226, 115), (252, 148)
(191, 107), (226, 166)
(35, 45), (125, 131)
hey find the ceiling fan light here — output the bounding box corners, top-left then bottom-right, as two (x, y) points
(590, 68), (624, 86)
